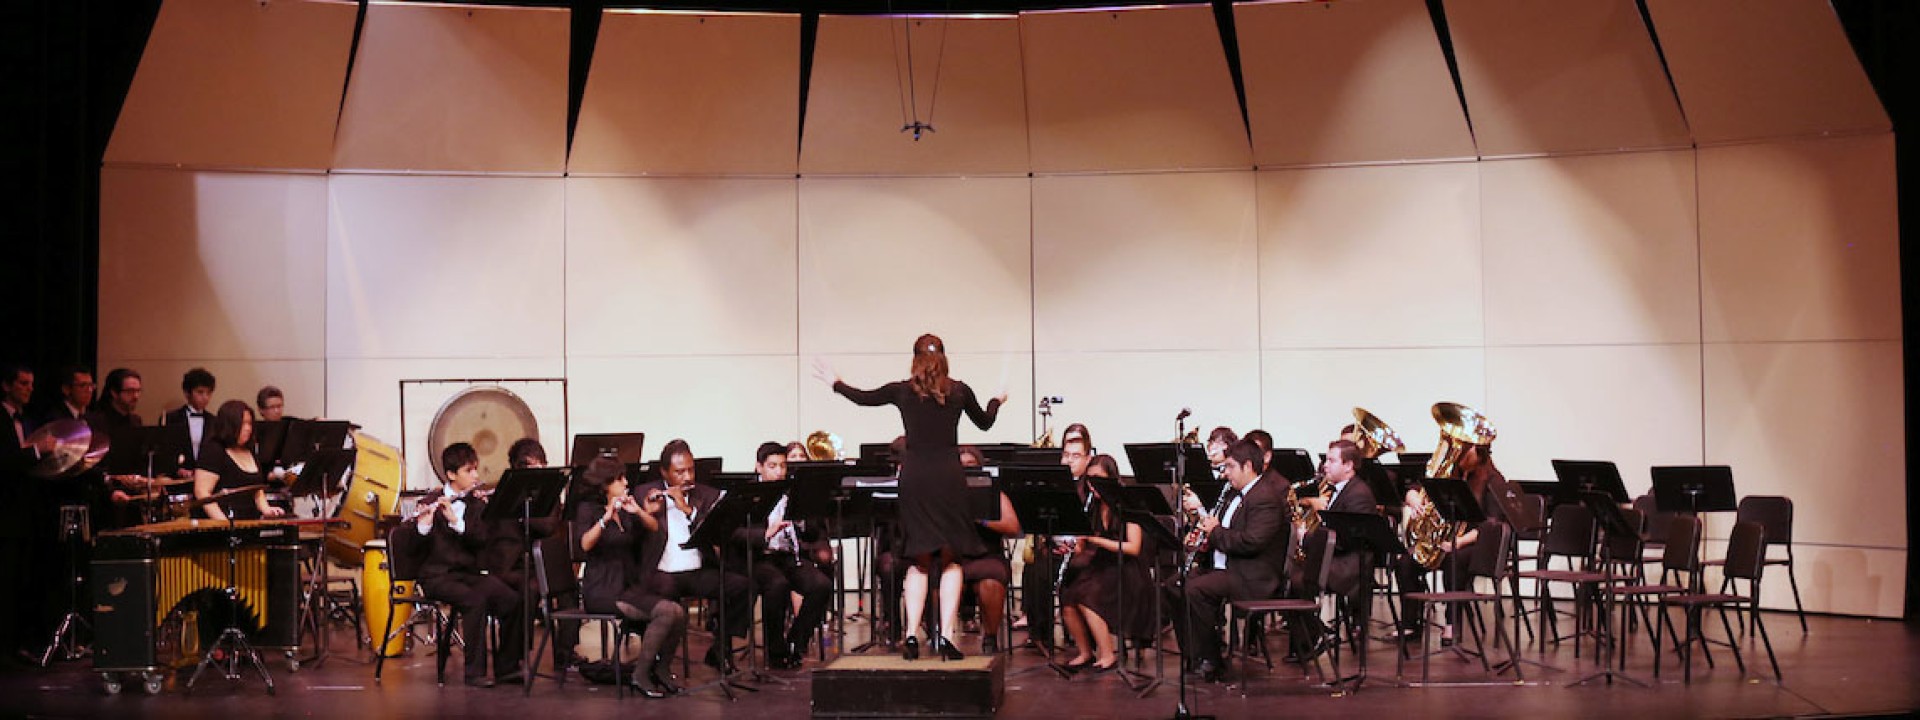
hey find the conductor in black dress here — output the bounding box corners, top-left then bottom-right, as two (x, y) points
(815, 333), (1005, 661)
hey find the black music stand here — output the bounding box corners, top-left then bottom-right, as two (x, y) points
(788, 461), (890, 652)
(483, 467), (568, 696)
(289, 447), (354, 669)
(282, 419), (350, 467)
(1651, 465), (1736, 593)
(1568, 490), (1648, 688)
(1120, 498), (1178, 699)
(685, 480), (788, 696)
(1412, 478), (1489, 669)
(252, 419), (289, 470)
(1085, 476), (1159, 694)
(568, 433), (645, 466)
(1551, 460), (1634, 505)
(106, 425), (177, 524)
(1010, 448), (1064, 466)
(1001, 464), (1091, 679)
(1359, 461), (1402, 515)
(707, 472), (758, 494)
(856, 443), (893, 466)
(1315, 511), (1406, 693)
(835, 474), (900, 653)
(1124, 444), (1213, 487)
(1269, 449), (1317, 484)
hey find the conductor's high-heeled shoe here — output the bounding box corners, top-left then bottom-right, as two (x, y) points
(932, 635), (965, 661)
(902, 636), (921, 661)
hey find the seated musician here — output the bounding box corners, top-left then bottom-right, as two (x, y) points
(574, 455), (687, 698)
(1176, 439), (1289, 682)
(1394, 480), (1482, 644)
(191, 401), (286, 522)
(1205, 427), (1237, 481)
(416, 442), (525, 688)
(957, 445), (1019, 653)
(1059, 454), (1151, 673)
(484, 438), (580, 667)
(85, 368), (149, 528)
(784, 441), (809, 464)
(1290, 439), (1378, 660)
(639, 439), (751, 674)
(739, 441), (833, 670)
(1019, 424), (1092, 646)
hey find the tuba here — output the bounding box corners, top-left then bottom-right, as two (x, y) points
(1351, 407), (1406, 460)
(1408, 402), (1498, 569)
(804, 430), (843, 461)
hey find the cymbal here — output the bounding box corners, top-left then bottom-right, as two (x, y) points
(27, 419), (107, 478)
(187, 484), (268, 509)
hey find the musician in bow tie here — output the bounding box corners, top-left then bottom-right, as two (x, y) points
(1174, 439), (1289, 682)
(416, 442), (526, 688)
(160, 367), (216, 475)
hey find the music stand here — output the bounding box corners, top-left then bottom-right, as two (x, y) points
(1124, 444), (1212, 487)
(282, 419), (350, 466)
(707, 472), (758, 494)
(1269, 449), (1316, 484)
(1550, 460), (1634, 505)
(1359, 461), (1402, 515)
(1398, 452), (1433, 469)
(1417, 478), (1490, 664)
(1010, 448), (1064, 466)
(1568, 491), (1648, 688)
(857, 443), (893, 466)
(685, 480), (788, 696)
(1315, 511), (1405, 693)
(252, 419), (289, 470)
(1649, 466), (1736, 516)
(568, 433), (645, 466)
(834, 475), (900, 653)
(785, 461), (891, 652)
(1000, 464), (1091, 679)
(482, 467), (569, 696)
(286, 446), (354, 667)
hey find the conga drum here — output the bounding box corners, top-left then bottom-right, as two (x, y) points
(360, 539), (412, 657)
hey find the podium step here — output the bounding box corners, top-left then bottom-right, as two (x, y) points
(811, 653), (1004, 718)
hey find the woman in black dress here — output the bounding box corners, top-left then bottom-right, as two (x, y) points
(191, 400), (285, 522)
(816, 333), (1005, 661)
(1058, 454), (1153, 672)
(573, 456), (688, 698)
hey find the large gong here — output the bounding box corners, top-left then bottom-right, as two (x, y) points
(425, 385), (538, 488)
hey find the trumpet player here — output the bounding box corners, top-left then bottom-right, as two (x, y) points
(416, 442), (526, 687)
(1174, 439), (1289, 683)
(738, 442), (833, 670)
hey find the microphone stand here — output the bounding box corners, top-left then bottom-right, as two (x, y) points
(1167, 413), (1213, 720)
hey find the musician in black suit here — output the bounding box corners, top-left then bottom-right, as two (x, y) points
(416, 442), (526, 688)
(1175, 439), (1290, 682)
(84, 369), (146, 529)
(1291, 438), (1378, 658)
(38, 366), (92, 425)
(731, 442), (834, 670)
(160, 367), (216, 474)
(2, 362), (54, 665)
(483, 438), (579, 667)
(638, 439), (751, 674)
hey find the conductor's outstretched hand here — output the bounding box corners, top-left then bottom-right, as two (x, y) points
(811, 358), (841, 387)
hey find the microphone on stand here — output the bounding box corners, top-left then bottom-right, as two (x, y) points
(1175, 408), (1191, 421)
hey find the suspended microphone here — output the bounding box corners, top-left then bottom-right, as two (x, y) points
(1175, 408), (1192, 421)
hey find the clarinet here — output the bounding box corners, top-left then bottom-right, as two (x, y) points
(1181, 487), (1235, 576)
(1055, 492), (1096, 588)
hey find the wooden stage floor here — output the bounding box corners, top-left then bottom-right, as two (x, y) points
(4, 610), (1918, 718)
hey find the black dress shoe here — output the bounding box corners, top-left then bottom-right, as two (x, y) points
(932, 635), (965, 661)
(902, 636), (920, 661)
(464, 675), (496, 689)
(769, 652), (804, 670)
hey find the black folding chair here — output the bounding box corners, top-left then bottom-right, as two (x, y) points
(1402, 522), (1518, 684)
(373, 525), (463, 686)
(1656, 521), (1781, 684)
(530, 538), (639, 697)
